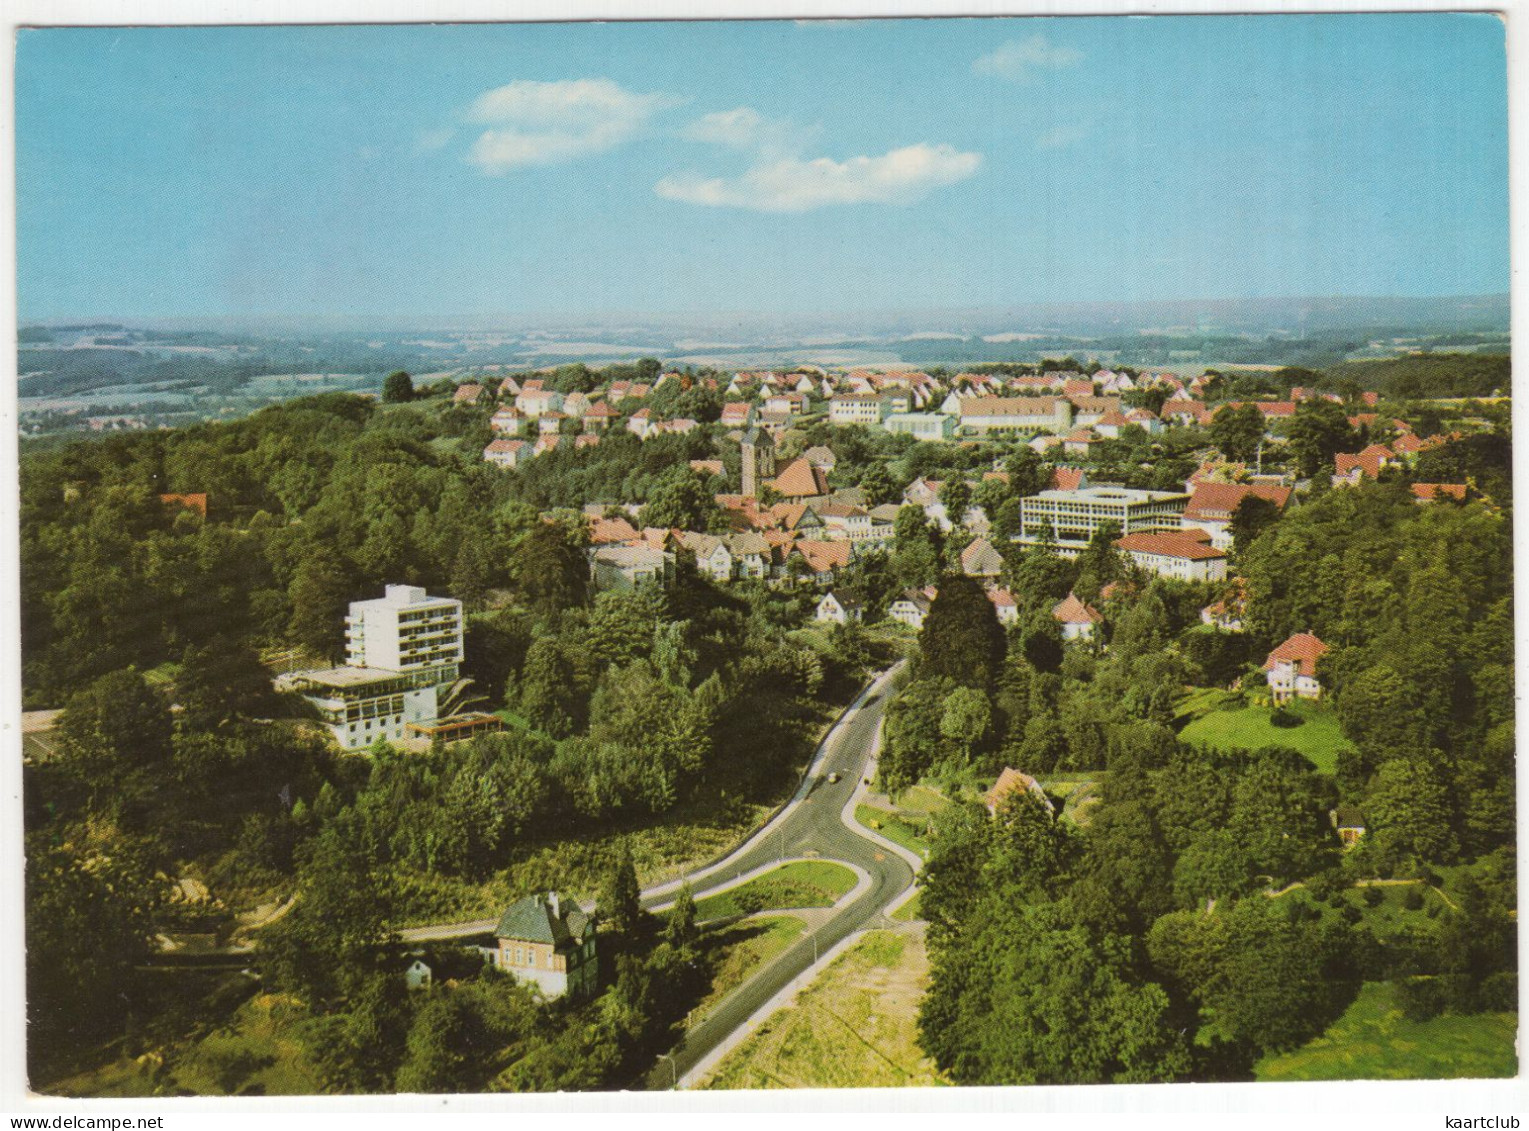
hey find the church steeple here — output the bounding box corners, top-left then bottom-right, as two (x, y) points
(741, 426), (775, 498)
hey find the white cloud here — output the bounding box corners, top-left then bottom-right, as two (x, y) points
(973, 34), (1084, 81)
(655, 143), (982, 213)
(464, 78), (681, 173)
(680, 107), (818, 157)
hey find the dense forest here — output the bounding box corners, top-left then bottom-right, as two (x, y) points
(19, 384), (901, 1087)
(902, 467), (1515, 1084)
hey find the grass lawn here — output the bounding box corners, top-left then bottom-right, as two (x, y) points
(700, 929), (947, 1090)
(855, 805), (932, 858)
(690, 916), (807, 1030)
(890, 892), (922, 922)
(1255, 982), (1517, 1081)
(1178, 699), (1354, 774)
(693, 861), (858, 920)
(895, 784), (951, 815)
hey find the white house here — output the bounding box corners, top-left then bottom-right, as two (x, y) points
(1052, 593), (1104, 642)
(888, 587), (936, 631)
(987, 586), (1019, 627)
(682, 533), (734, 582)
(515, 387), (565, 418)
(590, 544), (674, 591)
(1263, 633), (1329, 703)
(483, 437), (529, 469)
(815, 591), (864, 625)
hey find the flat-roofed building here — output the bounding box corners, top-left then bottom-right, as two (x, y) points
(1017, 486), (1190, 555)
(279, 584), (465, 752)
(884, 412), (956, 441)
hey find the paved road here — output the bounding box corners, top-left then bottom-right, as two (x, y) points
(640, 661), (917, 1090)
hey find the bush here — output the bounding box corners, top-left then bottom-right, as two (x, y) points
(1396, 976), (1447, 1022)
(1362, 886), (1384, 908)
(1402, 887), (1425, 912)
(1269, 706), (1304, 729)
(1304, 867), (1348, 902)
(1476, 971), (1518, 1012)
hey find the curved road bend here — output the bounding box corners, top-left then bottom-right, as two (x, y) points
(640, 661), (917, 1090)
(392, 662), (918, 1090)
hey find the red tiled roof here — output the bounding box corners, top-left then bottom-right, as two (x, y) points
(1050, 467), (1087, 491)
(793, 539), (851, 573)
(1334, 450), (1387, 480)
(959, 396), (1065, 417)
(589, 515), (639, 544)
(1411, 483), (1467, 502)
(1115, 531), (1225, 562)
(1263, 632), (1328, 678)
(1052, 593), (1103, 625)
(160, 492), (208, 516)
(1184, 482), (1292, 522)
(770, 457), (830, 499)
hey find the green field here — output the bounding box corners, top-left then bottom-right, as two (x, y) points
(855, 805), (933, 858)
(691, 916), (808, 1029)
(1256, 982), (1517, 1081)
(693, 860), (858, 920)
(1179, 699), (1355, 774)
(701, 930), (947, 1090)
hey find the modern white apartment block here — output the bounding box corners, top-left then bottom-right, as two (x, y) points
(1016, 486), (1190, 554)
(281, 585), (463, 751)
(346, 584), (465, 672)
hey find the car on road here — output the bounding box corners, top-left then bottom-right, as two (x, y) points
(827, 771), (841, 784)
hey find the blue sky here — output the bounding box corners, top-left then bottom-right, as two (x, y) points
(15, 15), (1509, 321)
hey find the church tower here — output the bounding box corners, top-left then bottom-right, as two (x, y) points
(741, 426), (775, 498)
